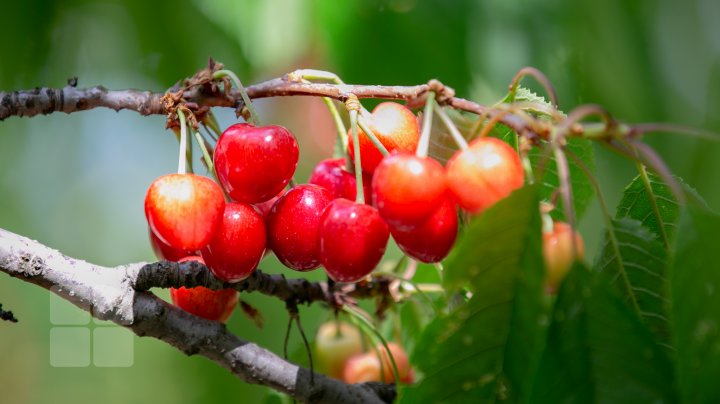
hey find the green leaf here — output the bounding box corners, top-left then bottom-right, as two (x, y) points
(672, 209), (720, 403)
(529, 266), (676, 403)
(594, 218), (671, 347)
(400, 186), (547, 403)
(530, 137), (596, 221)
(615, 171), (680, 247)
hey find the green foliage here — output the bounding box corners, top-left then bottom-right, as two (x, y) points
(672, 209), (720, 403)
(401, 186), (547, 402)
(529, 266), (676, 403)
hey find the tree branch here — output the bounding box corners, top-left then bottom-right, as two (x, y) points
(0, 71), (544, 140)
(0, 227), (395, 403)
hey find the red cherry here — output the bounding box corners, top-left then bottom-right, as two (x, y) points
(308, 158), (373, 202)
(372, 153), (447, 229)
(266, 184), (334, 271)
(145, 173), (225, 251)
(319, 199), (389, 283)
(446, 137), (524, 214)
(201, 203), (266, 282)
(347, 102), (420, 174)
(214, 123), (299, 203)
(148, 228), (196, 262)
(169, 257), (238, 323)
(390, 195), (458, 263)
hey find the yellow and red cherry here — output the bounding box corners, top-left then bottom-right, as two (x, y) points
(543, 221), (585, 293)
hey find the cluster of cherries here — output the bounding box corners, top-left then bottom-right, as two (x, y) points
(144, 99), (583, 324)
(315, 321), (414, 384)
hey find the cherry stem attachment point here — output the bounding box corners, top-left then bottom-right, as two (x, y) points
(434, 101), (469, 150)
(213, 69), (261, 126)
(177, 108), (188, 175)
(416, 91), (435, 158)
(350, 108), (365, 204)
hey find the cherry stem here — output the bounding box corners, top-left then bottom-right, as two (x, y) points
(294, 69), (346, 85)
(416, 91), (435, 158)
(213, 69), (261, 126)
(193, 127), (214, 173)
(322, 97), (348, 159)
(204, 111), (222, 140)
(176, 108), (189, 175)
(342, 305), (401, 384)
(434, 101), (469, 150)
(357, 115), (390, 156)
(350, 109), (365, 204)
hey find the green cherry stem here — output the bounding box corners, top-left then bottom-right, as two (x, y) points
(350, 108), (365, 204)
(357, 115), (390, 156)
(434, 100), (469, 150)
(295, 69), (346, 84)
(323, 97), (349, 159)
(416, 91), (436, 158)
(193, 127), (214, 172)
(213, 69), (261, 126)
(176, 108), (189, 175)
(204, 111), (222, 140)
(342, 305), (401, 385)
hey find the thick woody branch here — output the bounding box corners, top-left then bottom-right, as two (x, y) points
(0, 227), (395, 403)
(0, 73), (542, 139)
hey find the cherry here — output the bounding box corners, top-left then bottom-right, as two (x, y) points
(347, 102), (420, 174)
(145, 173), (225, 251)
(253, 189), (285, 219)
(169, 256), (238, 323)
(214, 123), (299, 203)
(148, 229), (196, 262)
(390, 195), (458, 263)
(342, 342), (414, 384)
(372, 153), (447, 229)
(446, 137), (524, 214)
(319, 199), (389, 283)
(315, 321), (364, 379)
(308, 158), (373, 202)
(201, 203), (266, 283)
(266, 184), (333, 271)
(543, 221), (585, 293)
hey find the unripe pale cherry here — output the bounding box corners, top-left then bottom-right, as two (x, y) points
(372, 152), (447, 229)
(169, 256), (238, 323)
(214, 123), (299, 203)
(543, 221), (585, 293)
(347, 102), (420, 174)
(390, 195), (458, 263)
(266, 184), (334, 271)
(343, 342), (414, 384)
(319, 199), (389, 283)
(201, 203), (266, 283)
(315, 321), (364, 379)
(145, 173), (225, 251)
(446, 137), (524, 214)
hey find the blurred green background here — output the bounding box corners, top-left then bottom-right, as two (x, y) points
(1, 0), (718, 402)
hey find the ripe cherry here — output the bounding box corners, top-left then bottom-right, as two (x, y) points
(543, 221), (585, 293)
(169, 256), (238, 323)
(319, 199), (389, 283)
(347, 102), (420, 174)
(145, 173), (225, 251)
(308, 158), (372, 202)
(446, 137), (524, 214)
(148, 229), (196, 262)
(201, 203), (266, 283)
(372, 153), (447, 229)
(214, 123), (299, 203)
(266, 184), (333, 271)
(390, 195), (458, 263)
(315, 321), (364, 379)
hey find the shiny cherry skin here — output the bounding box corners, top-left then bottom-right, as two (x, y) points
(201, 203), (266, 282)
(214, 123), (299, 203)
(169, 256), (238, 323)
(390, 195), (458, 263)
(372, 153), (447, 229)
(319, 199), (389, 283)
(315, 321), (364, 379)
(446, 137), (524, 214)
(347, 102), (420, 174)
(543, 222), (585, 294)
(266, 184), (333, 271)
(308, 158), (373, 202)
(145, 173), (225, 251)
(148, 228), (197, 262)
